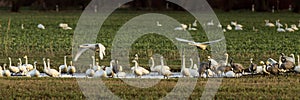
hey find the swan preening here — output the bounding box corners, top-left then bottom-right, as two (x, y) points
(74, 43), (106, 61)
(175, 37), (224, 50)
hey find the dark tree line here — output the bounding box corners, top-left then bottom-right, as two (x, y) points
(1, 0), (299, 12)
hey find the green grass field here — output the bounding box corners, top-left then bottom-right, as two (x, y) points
(0, 10), (300, 99)
(0, 76), (300, 99)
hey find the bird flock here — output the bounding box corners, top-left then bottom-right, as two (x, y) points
(157, 19), (300, 33)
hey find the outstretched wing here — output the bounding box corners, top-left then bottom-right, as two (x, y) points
(175, 38), (195, 43)
(74, 48), (88, 61)
(195, 37), (224, 45)
(97, 43), (106, 60)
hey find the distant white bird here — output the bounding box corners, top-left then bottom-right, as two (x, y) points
(8, 57), (20, 74)
(285, 24), (294, 32)
(46, 59), (61, 77)
(181, 55), (190, 77)
(67, 61), (76, 76)
(159, 56), (172, 79)
(23, 55), (33, 71)
(217, 23), (222, 28)
(131, 60), (143, 77)
(174, 24), (187, 31)
(2, 64), (11, 77)
(192, 20), (198, 27)
(37, 24), (45, 29)
(156, 21), (162, 27)
(21, 24), (24, 29)
(277, 26), (285, 32)
(59, 56), (68, 73)
(175, 37), (224, 50)
(265, 20), (275, 27)
(188, 24), (197, 31)
(207, 20), (214, 26)
(74, 43), (106, 61)
(59, 23), (72, 30)
(18, 58), (27, 75)
(223, 29), (226, 32)
(189, 58), (199, 78)
(234, 25), (243, 30)
(226, 25), (232, 30)
(86, 64), (95, 77)
(253, 26), (258, 32)
(26, 61), (40, 77)
(291, 24), (298, 31)
(276, 20), (283, 27)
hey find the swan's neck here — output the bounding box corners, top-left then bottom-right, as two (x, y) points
(134, 61), (138, 68)
(25, 57), (28, 65)
(19, 59), (22, 65)
(225, 54), (229, 66)
(43, 60), (47, 69)
(182, 56), (185, 69)
(190, 59), (193, 68)
(151, 58), (155, 68)
(64, 56), (67, 66)
(161, 58), (164, 66)
(110, 61), (113, 68)
(34, 63), (37, 69)
(279, 56), (282, 65)
(47, 60), (50, 69)
(9, 58), (11, 67)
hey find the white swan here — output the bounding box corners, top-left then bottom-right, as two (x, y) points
(43, 58), (48, 73)
(94, 68), (107, 78)
(8, 57), (20, 74)
(294, 55), (300, 73)
(86, 64), (95, 77)
(21, 24), (24, 29)
(46, 59), (61, 77)
(181, 55), (190, 77)
(265, 20), (275, 27)
(285, 24), (294, 32)
(277, 25), (286, 32)
(18, 58), (27, 75)
(276, 19), (283, 27)
(132, 60), (144, 78)
(234, 25), (243, 30)
(192, 20), (197, 27)
(225, 71), (236, 78)
(26, 61), (40, 77)
(59, 56), (68, 73)
(150, 57), (170, 74)
(160, 56), (172, 79)
(174, 24), (188, 31)
(74, 43), (106, 61)
(207, 20), (214, 26)
(91, 56), (100, 71)
(189, 58), (199, 78)
(156, 21), (162, 27)
(37, 24), (45, 29)
(23, 55), (33, 71)
(291, 24), (298, 31)
(226, 25), (232, 30)
(217, 23), (222, 28)
(59, 23), (72, 30)
(105, 60), (115, 77)
(175, 37), (224, 50)
(188, 24), (197, 31)
(3, 64), (11, 77)
(67, 61), (76, 76)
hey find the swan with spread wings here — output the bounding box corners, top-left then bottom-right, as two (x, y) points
(175, 37), (224, 50)
(74, 43), (106, 61)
